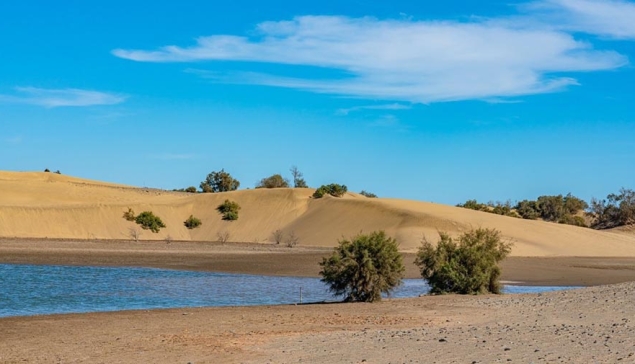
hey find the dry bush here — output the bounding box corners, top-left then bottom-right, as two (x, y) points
(271, 229), (284, 244)
(217, 231), (230, 244)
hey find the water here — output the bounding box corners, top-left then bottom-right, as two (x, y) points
(0, 264), (578, 318)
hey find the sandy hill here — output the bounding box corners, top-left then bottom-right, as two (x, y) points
(1, 171), (635, 256)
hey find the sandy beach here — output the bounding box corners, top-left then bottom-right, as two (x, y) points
(1, 276), (634, 363)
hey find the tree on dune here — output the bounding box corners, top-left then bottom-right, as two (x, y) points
(256, 174), (290, 188)
(200, 169), (240, 193)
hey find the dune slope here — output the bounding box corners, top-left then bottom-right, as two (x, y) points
(1, 171), (634, 256)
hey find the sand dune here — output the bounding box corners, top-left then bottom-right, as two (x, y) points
(1, 171), (634, 256)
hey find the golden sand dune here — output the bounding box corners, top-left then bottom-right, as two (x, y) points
(1, 171), (634, 256)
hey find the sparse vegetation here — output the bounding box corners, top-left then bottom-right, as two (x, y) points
(216, 231), (230, 243)
(360, 190), (378, 198)
(128, 226), (141, 242)
(200, 169), (240, 193)
(217, 199), (241, 221)
(271, 229), (284, 244)
(285, 231), (300, 248)
(134, 211), (166, 233)
(414, 228), (512, 295)
(589, 188), (635, 229)
(320, 231), (404, 302)
(313, 183), (348, 198)
(123, 208), (136, 221)
(184, 215), (202, 229)
(290, 166), (308, 188)
(256, 174), (289, 188)
(457, 194), (589, 226)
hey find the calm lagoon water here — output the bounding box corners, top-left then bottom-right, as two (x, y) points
(0, 264), (578, 318)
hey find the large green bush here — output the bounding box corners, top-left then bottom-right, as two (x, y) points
(217, 199), (241, 221)
(313, 183), (348, 198)
(200, 169), (240, 193)
(414, 228), (512, 295)
(319, 231), (404, 302)
(135, 211), (166, 233)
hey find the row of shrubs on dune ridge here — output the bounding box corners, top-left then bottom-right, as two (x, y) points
(457, 188), (634, 230)
(171, 167), (378, 198)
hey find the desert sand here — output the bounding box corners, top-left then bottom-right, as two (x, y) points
(1, 171), (634, 255)
(2, 171), (635, 363)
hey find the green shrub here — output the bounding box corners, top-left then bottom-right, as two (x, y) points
(185, 186), (197, 193)
(184, 215), (202, 229)
(319, 231), (404, 302)
(590, 188), (635, 229)
(360, 190), (378, 198)
(256, 174), (290, 188)
(123, 208), (136, 221)
(414, 228), (512, 295)
(456, 199), (489, 212)
(217, 199), (241, 221)
(200, 169), (240, 193)
(515, 200), (540, 219)
(558, 215), (587, 227)
(313, 183), (348, 198)
(135, 211), (166, 233)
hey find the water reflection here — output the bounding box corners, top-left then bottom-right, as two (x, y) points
(0, 264), (578, 318)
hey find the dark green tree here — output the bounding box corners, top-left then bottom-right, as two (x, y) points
(319, 231), (405, 302)
(200, 169), (240, 193)
(414, 228), (512, 295)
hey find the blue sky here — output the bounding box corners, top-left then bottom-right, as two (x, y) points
(1, 0), (633, 204)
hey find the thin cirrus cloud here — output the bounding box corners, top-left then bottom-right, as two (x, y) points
(526, 0), (635, 39)
(0, 87), (126, 108)
(112, 0), (631, 103)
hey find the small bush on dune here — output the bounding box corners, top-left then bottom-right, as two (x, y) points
(414, 228), (512, 295)
(123, 208), (136, 221)
(360, 190), (378, 198)
(184, 215), (202, 229)
(256, 174), (290, 188)
(217, 199), (241, 221)
(135, 211), (166, 233)
(320, 231), (405, 302)
(313, 183), (348, 198)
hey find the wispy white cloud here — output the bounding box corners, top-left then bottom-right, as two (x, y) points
(527, 0), (635, 39)
(0, 87), (126, 108)
(113, 2), (631, 103)
(336, 103), (412, 115)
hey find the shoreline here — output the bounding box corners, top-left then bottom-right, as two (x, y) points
(2, 238), (635, 286)
(1, 282), (634, 363)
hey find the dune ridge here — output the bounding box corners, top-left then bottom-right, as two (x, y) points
(1, 171), (634, 256)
